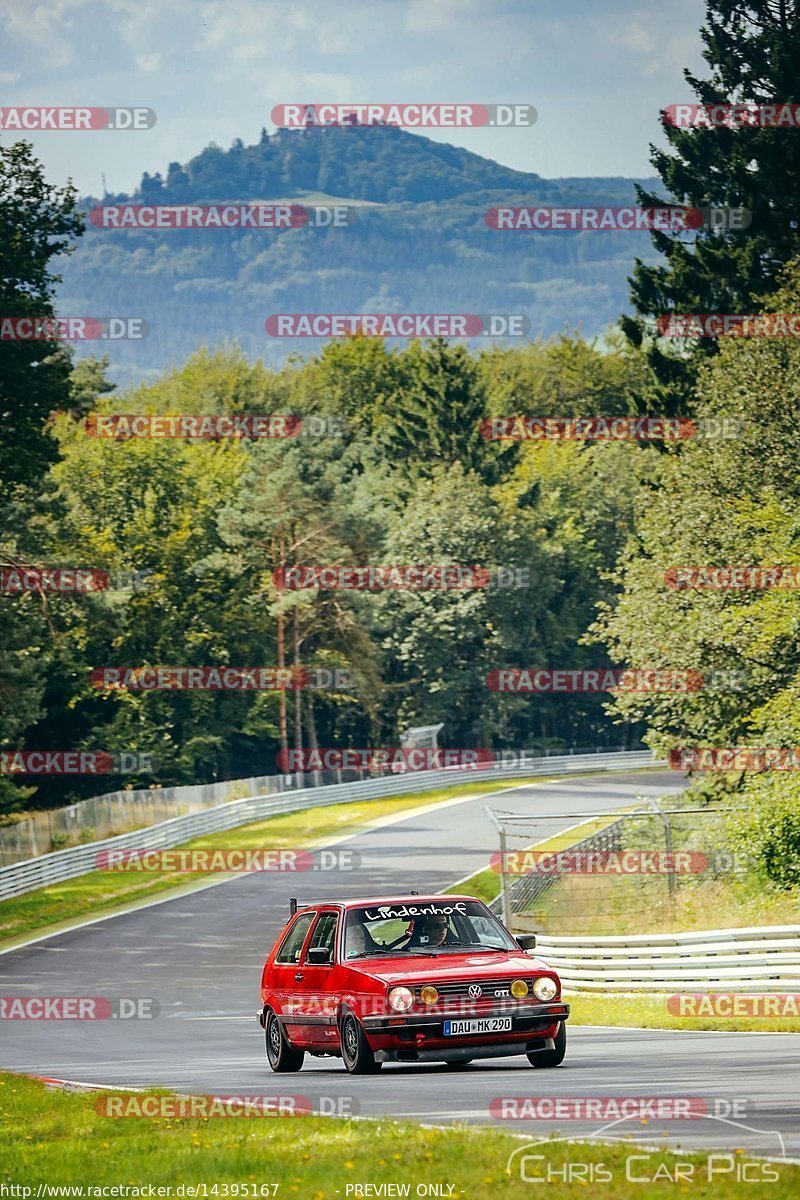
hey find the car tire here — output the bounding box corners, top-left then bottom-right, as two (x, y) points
(527, 1022), (566, 1068)
(340, 1012), (382, 1074)
(265, 1009), (305, 1073)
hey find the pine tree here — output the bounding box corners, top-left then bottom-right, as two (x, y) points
(0, 142), (83, 490)
(378, 340), (500, 484)
(623, 0), (800, 407)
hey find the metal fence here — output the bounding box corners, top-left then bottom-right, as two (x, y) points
(0, 748), (658, 901)
(0, 743), (652, 866)
(534, 926), (800, 993)
(489, 800), (752, 937)
(0, 774), (293, 865)
(499, 816), (625, 917)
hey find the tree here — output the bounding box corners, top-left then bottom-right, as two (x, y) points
(67, 357), (116, 419)
(212, 432), (380, 770)
(377, 339), (500, 486)
(0, 141), (83, 490)
(373, 463), (556, 746)
(623, 0), (800, 405)
(596, 260), (800, 871)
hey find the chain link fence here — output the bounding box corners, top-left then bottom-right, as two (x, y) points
(488, 800), (749, 936)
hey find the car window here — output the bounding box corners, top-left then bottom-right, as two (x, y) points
(343, 900), (518, 957)
(275, 912), (315, 963)
(305, 911), (338, 960)
(465, 914), (509, 948)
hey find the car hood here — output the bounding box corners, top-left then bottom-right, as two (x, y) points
(360, 951), (556, 986)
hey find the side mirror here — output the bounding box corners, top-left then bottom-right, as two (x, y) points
(306, 946), (333, 965)
(516, 935), (537, 951)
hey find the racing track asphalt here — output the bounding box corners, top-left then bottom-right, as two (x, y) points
(1, 770), (798, 1157)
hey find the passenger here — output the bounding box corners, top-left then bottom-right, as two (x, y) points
(345, 922), (374, 958)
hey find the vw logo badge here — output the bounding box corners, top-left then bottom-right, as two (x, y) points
(468, 984), (482, 998)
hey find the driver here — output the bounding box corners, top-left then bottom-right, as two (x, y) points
(408, 912), (452, 948)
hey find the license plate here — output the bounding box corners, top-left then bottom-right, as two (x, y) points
(443, 1017), (512, 1036)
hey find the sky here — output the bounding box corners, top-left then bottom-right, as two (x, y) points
(1, 0), (708, 196)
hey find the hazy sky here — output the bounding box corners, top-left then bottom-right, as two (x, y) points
(2, 0), (708, 196)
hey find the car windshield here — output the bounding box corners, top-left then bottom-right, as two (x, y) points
(343, 899), (518, 959)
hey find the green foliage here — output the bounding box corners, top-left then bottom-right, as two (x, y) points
(596, 259), (800, 883)
(0, 140), (84, 489)
(626, 1), (800, 401)
(0, 142), (83, 813)
(1, 327), (655, 813)
(728, 775), (800, 889)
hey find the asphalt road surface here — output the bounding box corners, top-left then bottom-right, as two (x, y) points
(1, 770), (798, 1158)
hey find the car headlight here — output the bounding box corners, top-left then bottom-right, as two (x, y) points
(532, 976), (558, 1001)
(510, 978), (529, 999)
(420, 986), (439, 1005)
(388, 986), (414, 1012)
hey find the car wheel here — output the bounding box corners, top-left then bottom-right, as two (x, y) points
(340, 1012), (382, 1074)
(265, 1009), (304, 1073)
(527, 1022), (566, 1068)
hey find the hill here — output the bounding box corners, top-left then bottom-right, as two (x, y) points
(57, 125), (662, 386)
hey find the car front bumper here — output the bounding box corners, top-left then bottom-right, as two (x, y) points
(361, 1000), (569, 1057)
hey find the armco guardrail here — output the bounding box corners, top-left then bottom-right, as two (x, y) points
(0, 749), (657, 902)
(535, 926), (800, 993)
(0, 772), (297, 865)
(0, 743), (650, 864)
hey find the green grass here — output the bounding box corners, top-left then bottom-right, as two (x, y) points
(569, 992), (800, 1033)
(0, 777), (549, 950)
(1, 1074), (795, 1197)
(446, 865), (501, 905)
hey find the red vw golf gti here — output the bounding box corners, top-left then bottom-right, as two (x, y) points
(258, 895), (569, 1074)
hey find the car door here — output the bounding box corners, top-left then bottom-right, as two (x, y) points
(293, 910), (340, 1049)
(269, 911), (316, 1039)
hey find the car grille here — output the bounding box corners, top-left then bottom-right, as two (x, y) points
(412, 977), (537, 1001)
